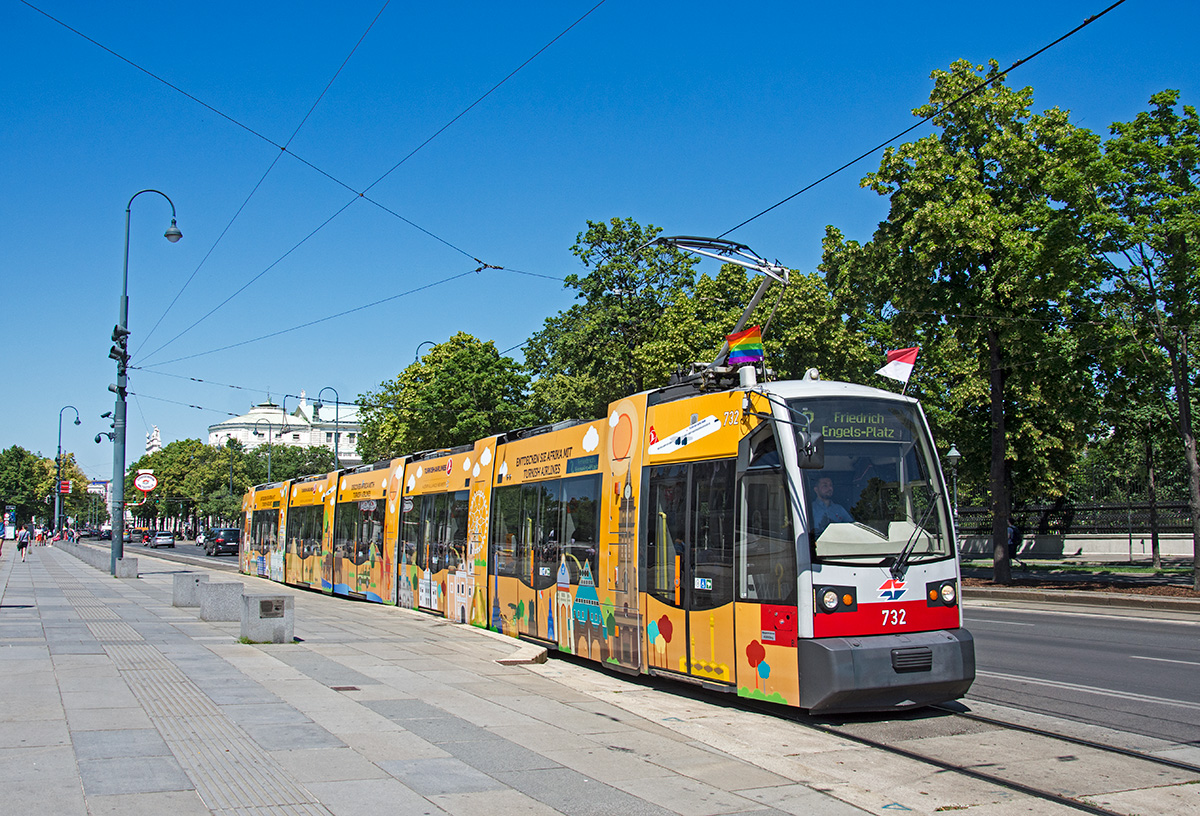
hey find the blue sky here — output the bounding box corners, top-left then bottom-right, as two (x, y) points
(3, 0), (1196, 481)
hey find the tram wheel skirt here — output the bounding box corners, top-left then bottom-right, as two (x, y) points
(799, 628), (975, 715)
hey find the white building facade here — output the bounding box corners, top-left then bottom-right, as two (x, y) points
(207, 391), (363, 468)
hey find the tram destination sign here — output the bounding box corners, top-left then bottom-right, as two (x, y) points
(798, 400), (915, 443)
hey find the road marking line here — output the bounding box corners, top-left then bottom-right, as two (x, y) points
(977, 669), (1200, 711)
(964, 617), (1035, 626)
(1130, 655), (1200, 667)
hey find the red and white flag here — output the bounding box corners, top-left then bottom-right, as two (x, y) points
(876, 347), (919, 385)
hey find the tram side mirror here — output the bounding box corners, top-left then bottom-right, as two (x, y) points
(796, 432), (824, 469)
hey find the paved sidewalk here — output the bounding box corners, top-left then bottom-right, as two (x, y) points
(0, 545), (875, 816)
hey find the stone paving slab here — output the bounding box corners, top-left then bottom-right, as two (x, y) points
(18, 543), (1196, 815)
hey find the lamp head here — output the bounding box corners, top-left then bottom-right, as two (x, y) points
(164, 218), (182, 243)
(946, 444), (961, 468)
(74, 417), (81, 426)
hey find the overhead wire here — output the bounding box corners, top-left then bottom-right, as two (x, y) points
(20, 0), (609, 366)
(140, 267), (482, 367)
(717, 0), (1129, 238)
(136, 1), (394, 356)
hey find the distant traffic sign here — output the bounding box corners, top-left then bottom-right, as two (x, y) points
(134, 473), (158, 492)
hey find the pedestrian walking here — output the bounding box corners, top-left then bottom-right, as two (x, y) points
(17, 525), (31, 562)
(1007, 519), (1026, 569)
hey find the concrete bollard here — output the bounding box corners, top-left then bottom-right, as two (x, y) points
(172, 573), (210, 607)
(114, 557), (139, 578)
(241, 594), (294, 644)
(199, 581), (244, 621)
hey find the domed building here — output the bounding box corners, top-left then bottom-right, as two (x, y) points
(207, 391), (362, 468)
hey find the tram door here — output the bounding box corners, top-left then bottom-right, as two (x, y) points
(415, 494), (446, 614)
(647, 459), (737, 685)
(520, 483), (558, 640)
(442, 491), (470, 623)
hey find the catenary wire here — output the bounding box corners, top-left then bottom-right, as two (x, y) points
(135, 1), (393, 357)
(717, 0), (1129, 238)
(141, 267), (482, 367)
(22, 0), (607, 365)
(139, 262), (563, 370)
(362, 0), (609, 196)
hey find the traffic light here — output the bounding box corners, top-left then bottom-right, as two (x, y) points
(109, 324), (131, 366)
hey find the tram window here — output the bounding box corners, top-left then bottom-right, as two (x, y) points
(739, 470), (797, 604)
(251, 510), (277, 555)
(286, 504), (319, 556)
(333, 502), (357, 562)
(446, 490), (469, 571)
(357, 500), (384, 567)
(647, 465), (688, 605)
(560, 475), (600, 584)
(691, 460), (735, 611)
(491, 485), (521, 578)
(399, 498), (418, 567)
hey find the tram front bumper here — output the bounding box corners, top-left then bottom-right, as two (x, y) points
(798, 628), (975, 715)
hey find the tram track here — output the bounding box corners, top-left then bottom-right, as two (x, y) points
(933, 703), (1200, 776)
(783, 700), (1200, 816)
(549, 655), (1200, 816)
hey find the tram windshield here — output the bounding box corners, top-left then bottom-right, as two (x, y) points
(787, 397), (951, 565)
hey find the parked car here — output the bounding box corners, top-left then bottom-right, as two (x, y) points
(206, 528), (240, 556)
(150, 530), (176, 548)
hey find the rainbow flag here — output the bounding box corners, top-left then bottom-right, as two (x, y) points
(726, 325), (764, 365)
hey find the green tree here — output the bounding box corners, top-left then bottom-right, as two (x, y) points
(639, 262), (878, 386)
(0, 446), (49, 525)
(525, 217), (698, 421)
(1095, 90), (1200, 589)
(822, 60), (1106, 583)
(358, 332), (537, 460)
(182, 438), (250, 527)
(247, 444), (336, 484)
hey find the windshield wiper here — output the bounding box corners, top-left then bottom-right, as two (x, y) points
(889, 492), (941, 581)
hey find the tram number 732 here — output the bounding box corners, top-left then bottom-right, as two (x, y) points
(881, 608), (907, 627)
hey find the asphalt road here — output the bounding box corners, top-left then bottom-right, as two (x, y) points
(963, 604), (1200, 744)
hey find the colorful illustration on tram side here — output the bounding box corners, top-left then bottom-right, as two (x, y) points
(240, 378), (973, 713)
(243, 483), (287, 581)
(282, 473), (332, 590)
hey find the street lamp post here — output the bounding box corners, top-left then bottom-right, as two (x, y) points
(110, 190), (181, 575)
(254, 419), (274, 483)
(316, 386), (340, 467)
(55, 405), (80, 534)
(946, 444), (962, 532)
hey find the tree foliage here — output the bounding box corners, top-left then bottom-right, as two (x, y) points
(822, 59), (1107, 581)
(1094, 89), (1200, 588)
(525, 218), (698, 421)
(639, 262), (878, 386)
(357, 332), (537, 461)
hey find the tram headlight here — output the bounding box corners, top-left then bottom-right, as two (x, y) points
(818, 587), (840, 613)
(940, 581), (958, 606)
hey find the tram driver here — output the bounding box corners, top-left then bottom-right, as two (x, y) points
(810, 475), (853, 535)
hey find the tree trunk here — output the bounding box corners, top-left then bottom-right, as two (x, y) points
(1146, 429), (1161, 571)
(1163, 331), (1200, 591)
(988, 327), (1011, 584)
